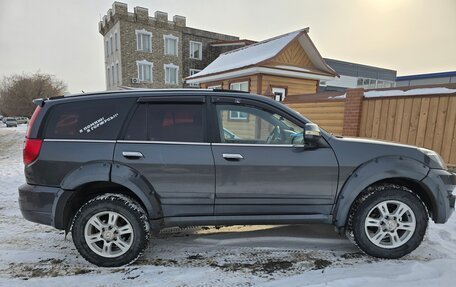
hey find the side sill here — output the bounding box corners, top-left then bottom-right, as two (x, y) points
(162, 214), (333, 228)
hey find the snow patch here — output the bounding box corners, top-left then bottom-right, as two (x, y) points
(365, 87), (456, 98)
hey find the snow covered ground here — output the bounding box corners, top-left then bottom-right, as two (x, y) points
(0, 124), (456, 286)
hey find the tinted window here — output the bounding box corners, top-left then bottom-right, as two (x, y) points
(148, 104), (204, 142)
(45, 98), (134, 140)
(216, 104), (303, 145)
(124, 104), (147, 140)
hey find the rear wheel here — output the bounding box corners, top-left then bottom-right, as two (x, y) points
(348, 185), (428, 259)
(71, 194), (150, 267)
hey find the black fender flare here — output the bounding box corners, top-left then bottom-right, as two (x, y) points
(110, 162), (163, 221)
(61, 161), (111, 190)
(54, 161), (162, 230)
(332, 156), (431, 228)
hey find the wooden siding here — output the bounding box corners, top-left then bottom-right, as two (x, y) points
(359, 95), (456, 165)
(200, 74), (317, 96)
(261, 75), (317, 95)
(286, 100), (345, 135)
(264, 39), (315, 69)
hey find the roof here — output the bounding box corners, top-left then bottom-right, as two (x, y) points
(396, 71), (456, 81)
(210, 39), (257, 47)
(186, 28), (338, 82)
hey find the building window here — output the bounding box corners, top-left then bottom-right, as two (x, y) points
(107, 67), (111, 86)
(136, 29), (152, 52)
(164, 64), (179, 85)
(188, 69), (201, 87)
(208, 85), (222, 89)
(164, 34), (178, 56)
(190, 41), (202, 60)
(357, 77), (395, 89)
(137, 60), (153, 82)
(230, 81), (249, 92)
(111, 64), (115, 86)
(229, 82), (249, 119)
(105, 40), (109, 57)
(110, 36), (113, 55)
(116, 63), (120, 84)
(114, 32), (118, 51)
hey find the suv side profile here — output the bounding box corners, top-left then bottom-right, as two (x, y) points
(19, 89), (455, 267)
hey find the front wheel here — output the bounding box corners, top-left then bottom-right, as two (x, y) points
(349, 185), (428, 259)
(71, 194), (150, 267)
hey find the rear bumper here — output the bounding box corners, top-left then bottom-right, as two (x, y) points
(421, 169), (456, 223)
(18, 183), (73, 229)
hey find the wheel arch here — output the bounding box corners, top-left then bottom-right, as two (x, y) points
(55, 163), (163, 231)
(333, 156), (434, 228)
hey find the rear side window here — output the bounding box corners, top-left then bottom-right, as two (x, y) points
(45, 98), (135, 140)
(123, 103), (205, 142)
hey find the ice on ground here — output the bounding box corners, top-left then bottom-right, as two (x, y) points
(0, 123), (456, 286)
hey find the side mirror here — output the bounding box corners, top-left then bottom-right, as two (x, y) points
(304, 123), (321, 145)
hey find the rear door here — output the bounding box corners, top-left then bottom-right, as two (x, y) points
(210, 97), (339, 216)
(113, 96), (215, 217)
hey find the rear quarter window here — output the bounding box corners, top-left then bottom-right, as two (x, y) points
(45, 98), (135, 140)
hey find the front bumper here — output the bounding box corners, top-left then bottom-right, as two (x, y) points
(421, 169), (456, 223)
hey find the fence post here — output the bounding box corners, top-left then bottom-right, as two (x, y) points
(342, 88), (364, 137)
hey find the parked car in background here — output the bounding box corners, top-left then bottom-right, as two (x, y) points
(18, 89), (455, 267)
(0, 115), (3, 121)
(16, 117), (29, 124)
(4, 117), (18, 127)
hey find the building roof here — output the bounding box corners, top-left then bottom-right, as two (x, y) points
(210, 39), (257, 47)
(396, 71), (456, 81)
(186, 28), (338, 83)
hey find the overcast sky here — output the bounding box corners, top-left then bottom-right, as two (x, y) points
(0, 0), (455, 93)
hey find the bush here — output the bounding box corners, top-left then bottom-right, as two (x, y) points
(0, 72), (67, 117)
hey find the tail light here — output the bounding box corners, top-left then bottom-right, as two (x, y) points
(23, 105), (43, 165)
(23, 139), (42, 165)
(26, 106), (41, 138)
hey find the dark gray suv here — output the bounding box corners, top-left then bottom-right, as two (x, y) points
(19, 89), (455, 267)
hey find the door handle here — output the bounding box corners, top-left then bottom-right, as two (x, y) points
(122, 151), (144, 159)
(222, 153), (244, 160)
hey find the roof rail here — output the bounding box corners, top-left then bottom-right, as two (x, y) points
(212, 88), (249, 94)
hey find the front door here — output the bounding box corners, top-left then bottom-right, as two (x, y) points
(211, 98), (338, 216)
(114, 97), (215, 217)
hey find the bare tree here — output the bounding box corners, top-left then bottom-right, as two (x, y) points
(0, 72), (67, 117)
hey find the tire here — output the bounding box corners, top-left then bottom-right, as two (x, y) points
(71, 194), (150, 267)
(348, 184), (428, 259)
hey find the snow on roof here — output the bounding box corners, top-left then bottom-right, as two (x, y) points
(187, 29), (305, 79)
(328, 87), (456, 99)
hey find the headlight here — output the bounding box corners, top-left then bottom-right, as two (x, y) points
(418, 148), (447, 170)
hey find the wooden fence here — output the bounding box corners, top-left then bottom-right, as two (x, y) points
(284, 86), (456, 166)
(359, 94), (456, 165)
(285, 95), (345, 135)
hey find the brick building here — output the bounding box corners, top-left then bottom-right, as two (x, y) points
(99, 2), (249, 90)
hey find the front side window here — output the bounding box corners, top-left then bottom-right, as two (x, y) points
(164, 35), (178, 56)
(216, 104), (303, 145)
(165, 64), (178, 85)
(137, 61), (153, 82)
(190, 41), (202, 59)
(136, 30), (152, 52)
(124, 103), (204, 142)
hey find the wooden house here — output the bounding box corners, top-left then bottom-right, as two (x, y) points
(185, 28), (338, 101)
